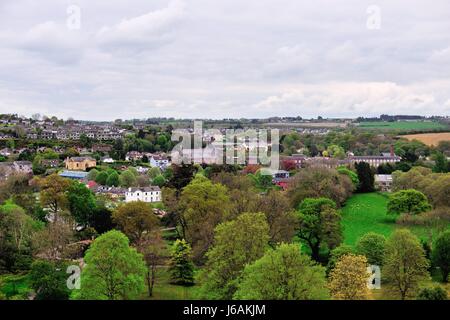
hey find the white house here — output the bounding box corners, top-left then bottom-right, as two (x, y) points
(101, 156), (115, 163)
(150, 155), (170, 169)
(125, 186), (162, 203)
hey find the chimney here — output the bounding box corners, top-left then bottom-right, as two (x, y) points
(390, 145), (394, 157)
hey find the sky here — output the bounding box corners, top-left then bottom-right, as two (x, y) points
(1, 0), (450, 120)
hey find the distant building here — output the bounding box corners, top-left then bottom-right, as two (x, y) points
(101, 156), (115, 163)
(150, 155), (170, 169)
(125, 187), (162, 203)
(59, 170), (89, 180)
(125, 151), (143, 162)
(65, 157), (97, 171)
(0, 161), (33, 180)
(374, 174), (393, 192)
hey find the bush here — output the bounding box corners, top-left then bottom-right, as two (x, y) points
(417, 286), (448, 300)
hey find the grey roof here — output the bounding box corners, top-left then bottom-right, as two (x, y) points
(127, 186), (161, 192)
(67, 156), (95, 162)
(59, 171), (89, 179)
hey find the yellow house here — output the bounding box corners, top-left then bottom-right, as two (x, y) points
(65, 156), (97, 171)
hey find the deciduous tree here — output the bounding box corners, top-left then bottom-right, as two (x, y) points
(234, 243), (329, 300)
(112, 201), (159, 245)
(200, 213), (269, 299)
(78, 230), (146, 300)
(328, 254), (369, 300)
(384, 229), (429, 300)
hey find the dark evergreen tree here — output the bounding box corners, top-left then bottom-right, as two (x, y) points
(355, 162), (374, 192)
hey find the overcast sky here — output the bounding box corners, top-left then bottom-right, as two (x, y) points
(1, 0), (450, 120)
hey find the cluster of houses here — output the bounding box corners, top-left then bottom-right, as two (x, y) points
(281, 149), (401, 170)
(0, 116), (128, 141)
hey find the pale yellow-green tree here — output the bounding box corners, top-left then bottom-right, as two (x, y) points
(328, 254), (370, 300)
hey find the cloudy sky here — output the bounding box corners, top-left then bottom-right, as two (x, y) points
(1, 0), (450, 120)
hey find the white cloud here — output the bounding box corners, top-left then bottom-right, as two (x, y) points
(253, 82), (446, 118)
(0, 0), (450, 119)
(96, 0), (185, 50)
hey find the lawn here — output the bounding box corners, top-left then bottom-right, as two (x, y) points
(341, 193), (442, 246)
(357, 121), (448, 131)
(143, 267), (200, 300)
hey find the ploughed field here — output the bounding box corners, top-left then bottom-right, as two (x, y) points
(401, 132), (450, 146)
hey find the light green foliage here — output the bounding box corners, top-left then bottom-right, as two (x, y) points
(78, 230), (147, 300)
(384, 229), (429, 300)
(326, 144), (346, 159)
(234, 243), (329, 300)
(106, 171), (120, 187)
(179, 175), (231, 263)
(337, 166), (359, 188)
(148, 167), (162, 179)
(200, 213), (270, 299)
(326, 244), (354, 275)
(152, 174), (166, 187)
(387, 189), (431, 215)
(119, 169), (137, 188)
(355, 232), (386, 266)
(168, 239), (195, 286)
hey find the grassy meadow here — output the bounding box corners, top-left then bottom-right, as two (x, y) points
(357, 121), (448, 131)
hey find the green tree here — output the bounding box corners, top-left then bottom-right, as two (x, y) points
(95, 171), (108, 185)
(199, 213), (269, 299)
(29, 260), (70, 300)
(432, 230), (450, 282)
(106, 171), (120, 187)
(148, 167), (162, 179)
(119, 170), (137, 188)
(179, 175), (231, 263)
(112, 201), (159, 245)
(152, 174), (166, 188)
(387, 189), (431, 215)
(355, 232), (386, 266)
(337, 166), (359, 189)
(384, 229), (429, 300)
(67, 181), (97, 226)
(296, 198), (342, 261)
(287, 167), (353, 208)
(326, 244), (354, 275)
(355, 162), (374, 192)
(78, 230), (146, 300)
(87, 169), (99, 181)
(168, 239), (195, 286)
(234, 243), (329, 300)
(37, 174), (71, 222)
(432, 151), (448, 173)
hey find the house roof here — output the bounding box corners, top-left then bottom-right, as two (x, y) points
(59, 171), (89, 179)
(127, 186), (161, 192)
(67, 156), (95, 162)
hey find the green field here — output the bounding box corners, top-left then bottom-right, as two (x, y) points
(341, 193), (442, 246)
(357, 121), (448, 131)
